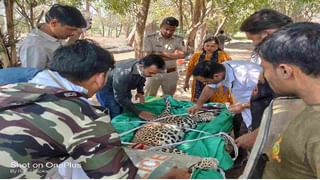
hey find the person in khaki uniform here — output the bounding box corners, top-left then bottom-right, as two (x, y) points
(143, 17), (185, 96)
(256, 22), (320, 178)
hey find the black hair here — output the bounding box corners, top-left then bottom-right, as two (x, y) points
(198, 36), (221, 62)
(240, 9), (293, 34)
(49, 39), (115, 81)
(139, 54), (165, 69)
(203, 36), (220, 46)
(161, 17), (179, 27)
(219, 30), (224, 34)
(192, 61), (225, 78)
(45, 4), (86, 28)
(256, 22), (320, 76)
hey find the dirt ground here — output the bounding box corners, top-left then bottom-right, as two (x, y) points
(88, 36), (253, 102)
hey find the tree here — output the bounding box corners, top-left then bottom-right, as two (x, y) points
(102, 0), (151, 58)
(55, 0), (82, 7)
(267, 0), (320, 21)
(134, 0), (150, 58)
(1, 0), (17, 67)
(184, 0), (214, 53)
(14, 0), (47, 31)
(175, 0), (183, 33)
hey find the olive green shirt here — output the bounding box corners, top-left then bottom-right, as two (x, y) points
(263, 104), (320, 178)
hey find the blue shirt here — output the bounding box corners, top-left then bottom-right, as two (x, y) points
(0, 67), (41, 85)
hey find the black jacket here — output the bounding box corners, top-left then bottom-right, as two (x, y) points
(106, 60), (145, 115)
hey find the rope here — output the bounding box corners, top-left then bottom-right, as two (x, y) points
(218, 168), (226, 179)
(121, 141), (136, 145)
(118, 124), (146, 137)
(113, 121), (147, 124)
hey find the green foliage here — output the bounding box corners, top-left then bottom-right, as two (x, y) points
(214, 0), (269, 34)
(267, 0), (320, 21)
(4, 0), (320, 40)
(55, 0), (83, 8)
(148, 0), (176, 24)
(101, 0), (138, 15)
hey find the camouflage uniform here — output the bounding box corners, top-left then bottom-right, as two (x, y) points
(0, 83), (137, 178)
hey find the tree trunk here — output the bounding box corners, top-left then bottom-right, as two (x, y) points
(101, 21), (105, 37)
(0, 31), (11, 67)
(125, 24), (131, 38)
(85, 0), (90, 13)
(178, 0), (183, 33)
(144, 21), (157, 35)
(134, 0), (151, 59)
(116, 24), (122, 37)
(108, 27), (113, 37)
(36, 10), (44, 26)
(4, 0), (17, 67)
(185, 0), (202, 53)
(185, 0), (213, 53)
(195, 22), (207, 50)
(127, 25), (136, 46)
(214, 16), (226, 36)
(29, 2), (34, 28)
(98, 15), (105, 37)
(15, 0), (36, 31)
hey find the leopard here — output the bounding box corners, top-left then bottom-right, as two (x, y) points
(132, 96), (222, 171)
(132, 96), (222, 146)
(190, 157), (219, 171)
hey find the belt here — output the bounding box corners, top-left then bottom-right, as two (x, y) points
(166, 67), (176, 73)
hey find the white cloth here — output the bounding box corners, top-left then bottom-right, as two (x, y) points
(19, 26), (65, 68)
(29, 70), (89, 179)
(208, 60), (262, 127)
(29, 70), (88, 95)
(250, 51), (262, 65)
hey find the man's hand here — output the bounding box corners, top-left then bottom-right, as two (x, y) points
(160, 50), (184, 60)
(235, 129), (259, 149)
(160, 167), (191, 179)
(188, 104), (201, 114)
(228, 103), (244, 114)
(135, 93), (145, 103)
(66, 28), (82, 45)
(183, 81), (190, 92)
(138, 111), (155, 121)
(131, 143), (149, 150)
(228, 102), (249, 114)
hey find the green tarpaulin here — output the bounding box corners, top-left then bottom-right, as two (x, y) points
(112, 96), (234, 179)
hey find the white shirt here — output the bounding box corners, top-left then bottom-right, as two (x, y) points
(208, 60), (262, 127)
(19, 26), (65, 68)
(29, 70), (89, 179)
(250, 51), (262, 65)
(29, 70), (88, 95)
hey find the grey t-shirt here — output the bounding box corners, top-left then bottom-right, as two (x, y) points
(19, 26), (64, 68)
